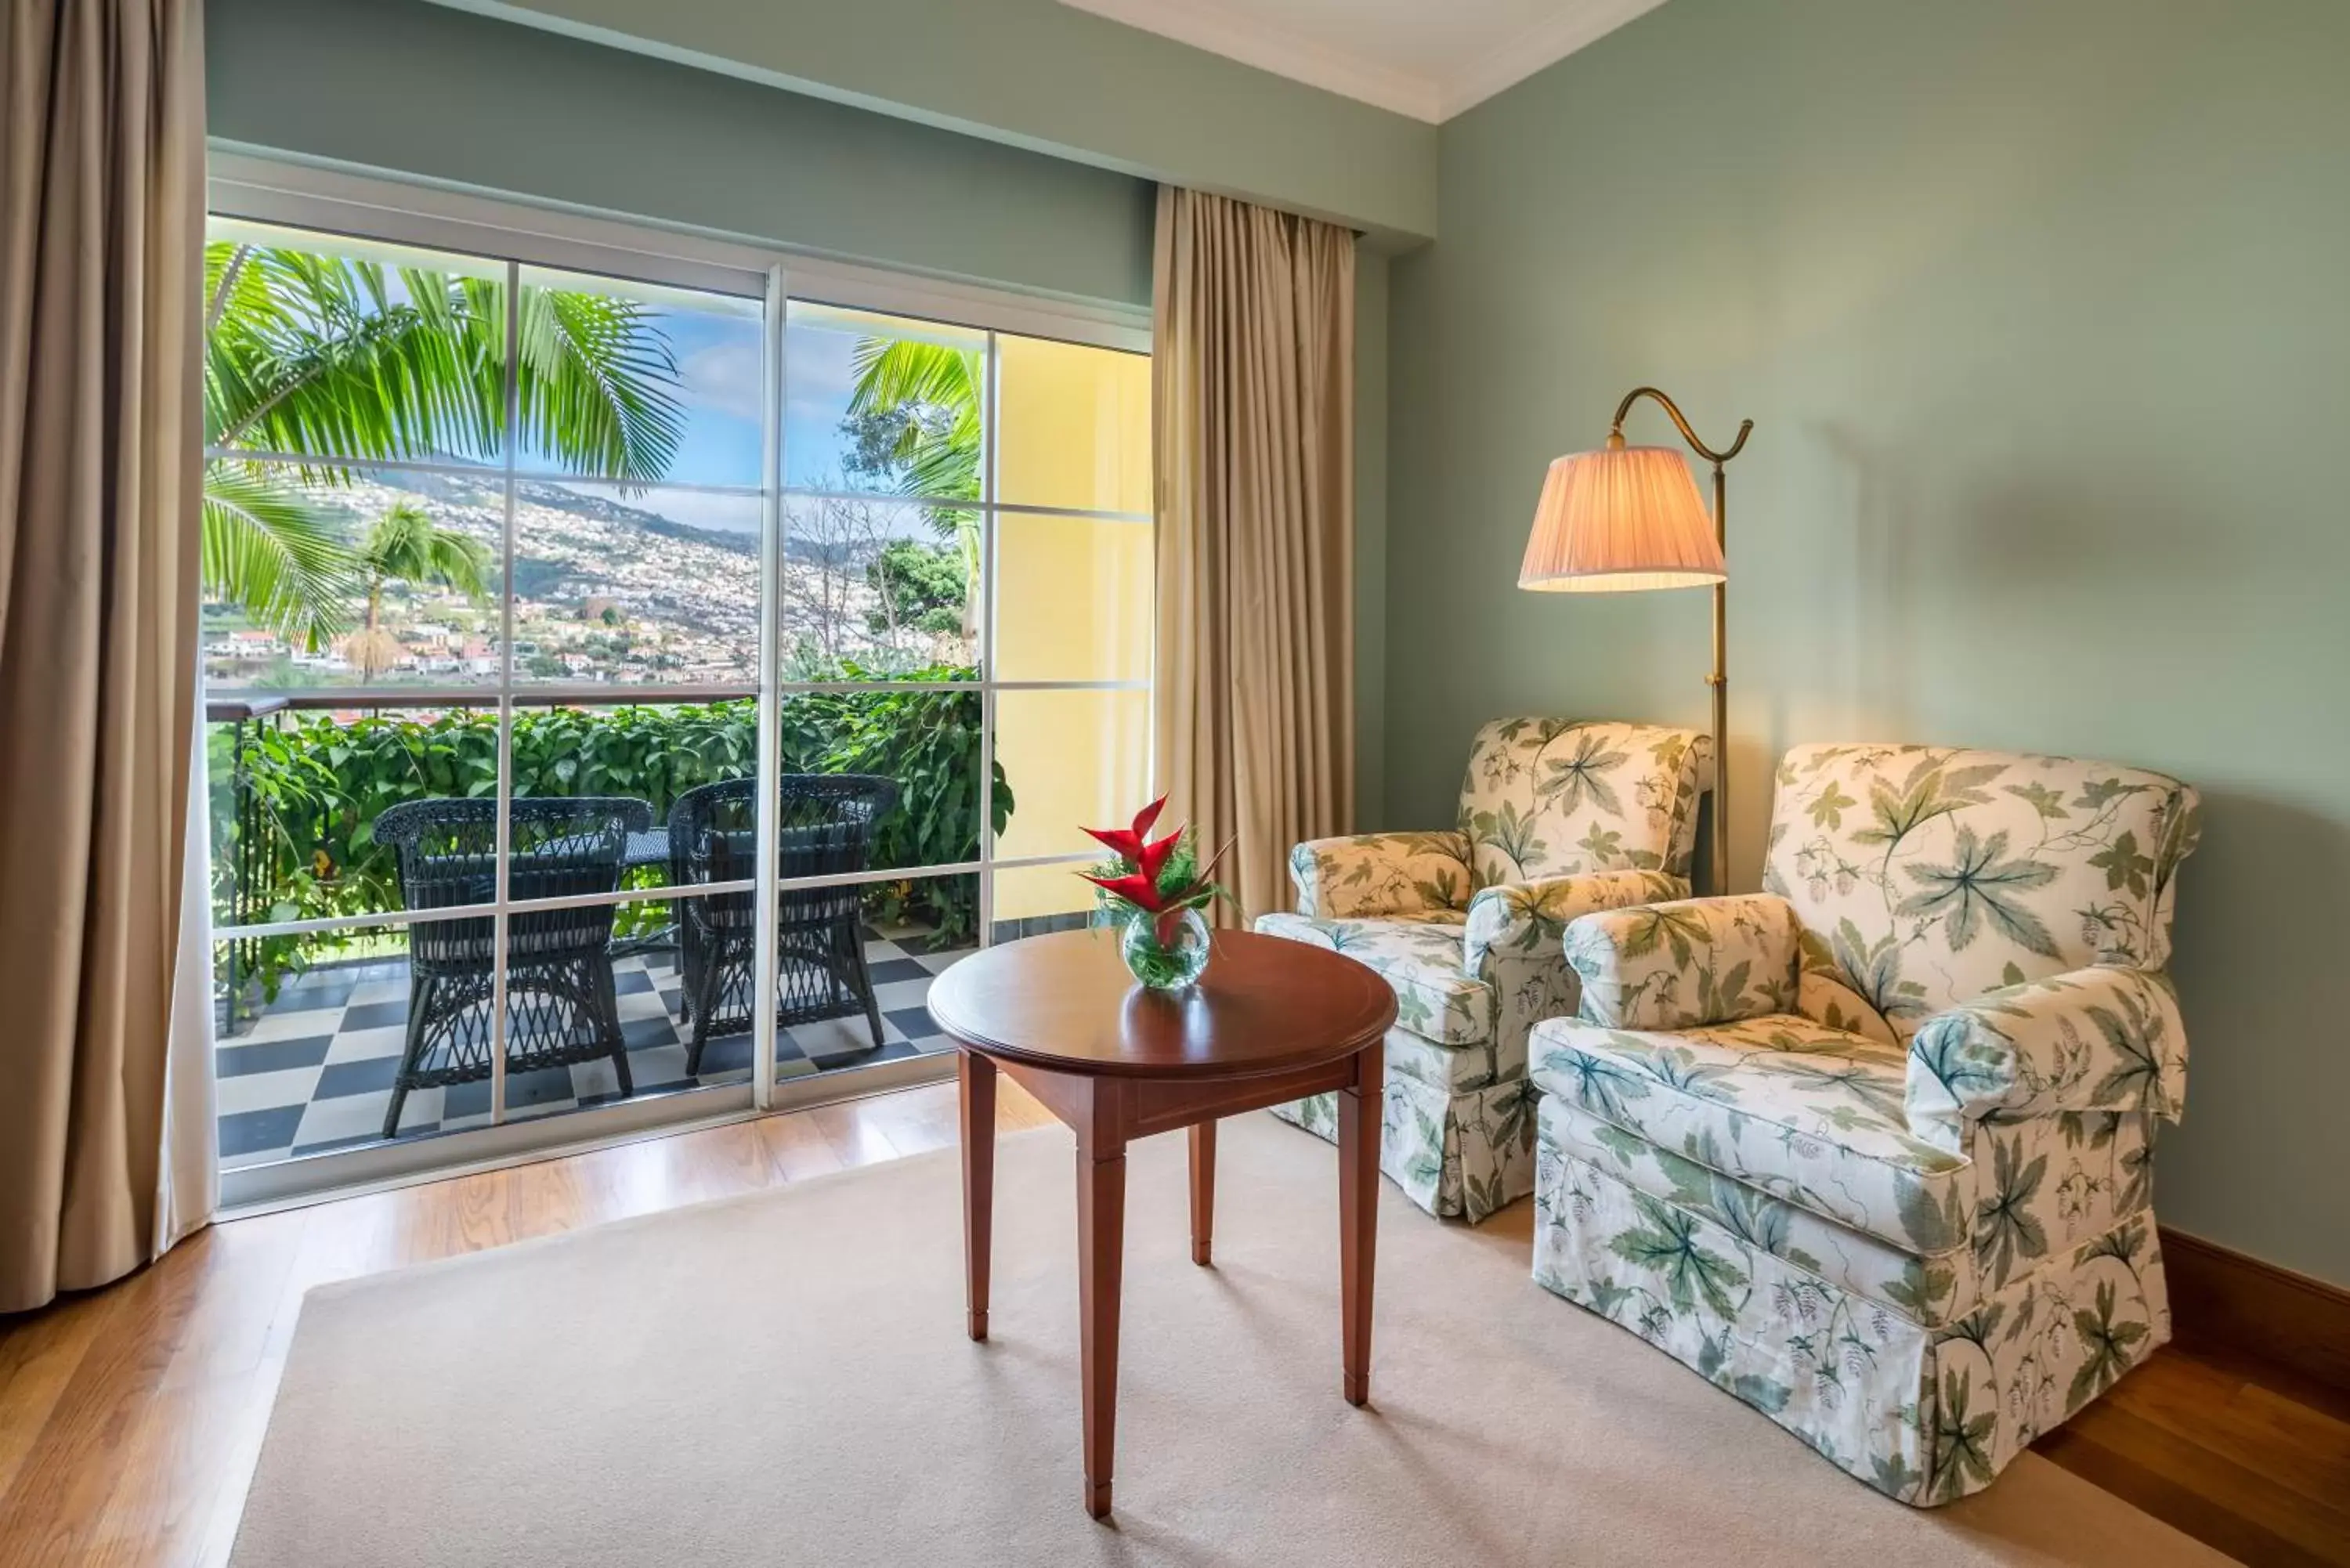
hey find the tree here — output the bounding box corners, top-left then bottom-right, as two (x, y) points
(844, 338), (982, 500)
(867, 539), (966, 638)
(844, 338), (982, 636)
(203, 241), (684, 649)
(344, 501), (494, 679)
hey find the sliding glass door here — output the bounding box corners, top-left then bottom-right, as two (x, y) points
(201, 178), (1149, 1203)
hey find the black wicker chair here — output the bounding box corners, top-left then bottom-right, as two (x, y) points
(373, 796), (653, 1137)
(669, 774), (899, 1075)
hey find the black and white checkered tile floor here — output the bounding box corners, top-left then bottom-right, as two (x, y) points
(213, 925), (974, 1170)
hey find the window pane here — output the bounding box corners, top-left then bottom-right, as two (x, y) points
(501, 697), (747, 1102)
(206, 219), (508, 468)
(784, 302), (988, 500)
(514, 266), (762, 490)
(776, 689), (985, 879)
(208, 699), (491, 941)
(996, 334), (1150, 515)
(991, 687), (1150, 862)
(203, 464), (503, 692)
(782, 495), (978, 678)
(511, 480), (760, 686)
(504, 695), (755, 850)
(499, 892), (739, 1122)
(992, 511), (1151, 682)
(212, 922), (436, 1169)
(787, 871), (975, 1072)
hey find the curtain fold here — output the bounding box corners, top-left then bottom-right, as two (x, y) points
(1152, 186), (1355, 924)
(0, 0), (208, 1313)
(156, 682), (219, 1255)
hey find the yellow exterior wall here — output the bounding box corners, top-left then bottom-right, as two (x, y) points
(989, 335), (1152, 919)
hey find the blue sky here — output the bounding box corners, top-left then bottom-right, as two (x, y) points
(587, 309), (920, 515)
(528, 308), (859, 537)
(541, 309), (974, 542)
(555, 307), (859, 494)
(621, 308), (941, 494)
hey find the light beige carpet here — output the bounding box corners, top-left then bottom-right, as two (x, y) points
(232, 1113), (2225, 1567)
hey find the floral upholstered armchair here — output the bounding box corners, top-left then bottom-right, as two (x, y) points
(1256, 719), (1710, 1221)
(1527, 744), (2199, 1504)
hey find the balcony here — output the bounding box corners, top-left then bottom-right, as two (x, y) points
(209, 685), (1080, 1172)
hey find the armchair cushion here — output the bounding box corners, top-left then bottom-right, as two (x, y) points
(1529, 1012), (1970, 1255)
(1253, 912), (1490, 1046)
(1286, 830), (1472, 920)
(1905, 966), (2186, 1154)
(1462, 869), (1687, 981)
(1458, 719), (1711, 886)
(1761, 744), (2200, 1033)
(1561, 894), (1802, 1032)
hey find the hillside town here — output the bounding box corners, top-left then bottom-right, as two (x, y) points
(199, 468), (971, 690)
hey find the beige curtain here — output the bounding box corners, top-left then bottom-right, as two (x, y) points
(0, 0), (207, 1313)
(1152, 186), (1354, 924)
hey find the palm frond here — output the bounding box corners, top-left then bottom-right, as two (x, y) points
(208, 255), (502, 462)
(847, 338), (983, 504)
(847, 338), (980, 414)
(201, 463), (360, 651)
(363, 500), (493, 603)
(514, 284), (684, 486)
(202, 244), (688, 641)
(208, 251), (685, 486)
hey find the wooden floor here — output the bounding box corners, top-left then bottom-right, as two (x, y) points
(2, 1082), (2344, 1567)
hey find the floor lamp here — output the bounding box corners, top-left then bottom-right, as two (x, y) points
(1517, 387), (1752, 892)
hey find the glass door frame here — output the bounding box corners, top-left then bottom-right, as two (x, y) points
(207, 152), (1151, 1212)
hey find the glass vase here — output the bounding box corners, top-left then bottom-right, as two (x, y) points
(1119, 906), (1212, 989)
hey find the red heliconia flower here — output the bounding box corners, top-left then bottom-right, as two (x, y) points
(1080, 793), (1169, 869)
(1080, 802), (1235, 949)
(1079, 869), (1165, 911)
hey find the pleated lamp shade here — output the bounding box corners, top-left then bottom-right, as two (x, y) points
(1518, 443), (1726, 592)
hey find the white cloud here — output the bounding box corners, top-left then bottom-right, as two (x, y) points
(679, 340), (763, 423)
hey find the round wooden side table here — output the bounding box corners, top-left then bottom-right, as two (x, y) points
(926, 926), (1397, 1519)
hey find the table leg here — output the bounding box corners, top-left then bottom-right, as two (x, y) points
(1337, 1038), (1383, 1407)
(1078, 1139), (1127, 1519)
(959, 1050), (996, 1342)
(1188, 1119), (1216, 1266)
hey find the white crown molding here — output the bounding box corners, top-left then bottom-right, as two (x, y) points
(1058, 0), (1444, 122)
(1058, 0), (1668, 125)
(1437, 0), (1671, 119)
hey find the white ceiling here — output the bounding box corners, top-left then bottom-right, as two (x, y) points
(1058, 0), (1670, 123)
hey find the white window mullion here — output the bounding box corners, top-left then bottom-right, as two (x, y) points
(491, 257), (522, 1126)
(751, 264), (788, 1113)
(978, 331), (1001, 948)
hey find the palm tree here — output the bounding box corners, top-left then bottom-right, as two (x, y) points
(203, 241), (684, 648)
(343, 501), (494, 680)
(845, 337), (982, 497)
(846, 338), (983, 637)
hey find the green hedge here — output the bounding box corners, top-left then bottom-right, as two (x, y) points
(212, 666), (1009, 997)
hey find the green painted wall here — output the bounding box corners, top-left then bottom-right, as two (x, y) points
(428, 0), (1438, 244)
(207, 0), (1158, 305)
(1385, 0), (2350, 1282)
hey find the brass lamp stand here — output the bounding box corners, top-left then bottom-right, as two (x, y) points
(1517, 387), (1752, 891)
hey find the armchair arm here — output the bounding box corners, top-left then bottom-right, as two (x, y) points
(1285, 830), (1472, 919)
(1561, 894), (1802, 1031)
(1904, 966), (2186, 1152)
(1462, 869), (1686, 981)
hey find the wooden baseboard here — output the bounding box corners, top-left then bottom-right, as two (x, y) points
(2161, 1226), (2350, 1396)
